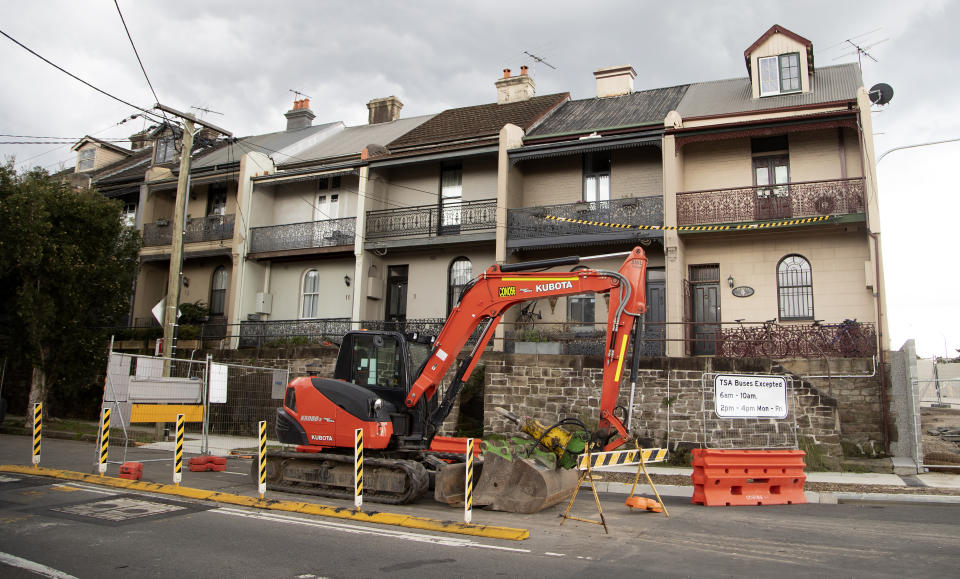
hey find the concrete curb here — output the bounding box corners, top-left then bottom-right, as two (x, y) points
(0, 464), (529, 541)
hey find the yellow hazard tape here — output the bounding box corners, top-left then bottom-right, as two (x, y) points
(0, 465), (530, 541)
(545, 214), (833, 232)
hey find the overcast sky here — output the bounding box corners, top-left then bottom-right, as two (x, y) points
(2, 0), (958, 358)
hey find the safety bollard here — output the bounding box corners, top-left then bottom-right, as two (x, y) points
(464, 437), (474, 524)
(354, 428), (363, 510)
(32, 403), (42, 467)
(98, 408), (110, 475)
(257, 420), (267, 499)
(173, 413), (184, 485)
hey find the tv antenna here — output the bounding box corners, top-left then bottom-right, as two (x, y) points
(523, 50), (557, 70)
(289, 89), (312, 100)
(190, 106), (223, 117)
(831, 32), (889, 69)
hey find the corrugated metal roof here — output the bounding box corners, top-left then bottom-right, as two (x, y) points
(676, 63), (862, 118)
(386, 93), (569, 151)
(526, 85), (688, 138)
(279, 115), (436, 165)
(192, 121), (343, 168)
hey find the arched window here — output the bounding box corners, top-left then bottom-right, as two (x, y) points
(447, 257), (472, 313)
(210, 266), (228, 316)
(301, 269), (320, 319)
(777, 255), (813, 320)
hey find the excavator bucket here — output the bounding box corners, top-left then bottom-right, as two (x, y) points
(433, 436), (580, 514)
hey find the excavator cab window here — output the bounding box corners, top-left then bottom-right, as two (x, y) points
(348, 333), (404, 389)
(284, 386), (297, 413)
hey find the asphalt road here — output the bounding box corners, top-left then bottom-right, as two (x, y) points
(2, 435), (959, 578)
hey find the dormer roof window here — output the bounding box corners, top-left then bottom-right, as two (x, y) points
(744, 24), (814, 99)
(759, 53), (801, 96)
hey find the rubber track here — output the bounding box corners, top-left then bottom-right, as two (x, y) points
(264, 451), (430, 505)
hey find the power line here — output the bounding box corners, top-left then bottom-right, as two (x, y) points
(113, 0), (163, 108)
(0, 27), (165, 122)
(0, 134), (133, 141)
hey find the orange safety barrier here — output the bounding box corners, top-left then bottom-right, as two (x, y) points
(187, 456), (227, 472)
(691, 449), (807, 506)
(118, 462), (144, 480)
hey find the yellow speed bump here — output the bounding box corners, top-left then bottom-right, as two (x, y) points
(0, 465), (529, 541)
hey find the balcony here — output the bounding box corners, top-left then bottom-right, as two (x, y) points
(676, 178), (864, 226)
(143, 214), (235, 246)
(249, 217), (355, 255)
(507, 195), (663, 249)
(365, 199), (496, 242)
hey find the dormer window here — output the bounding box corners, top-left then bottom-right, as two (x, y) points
(759, 53), (801, 96)
(154, 137), (175, 164)
(77, 148), (95, 172)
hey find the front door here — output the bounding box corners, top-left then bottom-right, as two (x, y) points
(385, 265), (408, 331)
(753, 156), (791, 220)
(642, 269), (666, 356)
(690, 265), (720, 355)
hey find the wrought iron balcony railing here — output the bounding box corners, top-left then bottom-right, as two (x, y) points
(676, 178), (865, 225)
(507, 195), (663, 241)
(365, 199), (496, 240)
(143, 213), (235, 246)
(249, 217), (356, 253)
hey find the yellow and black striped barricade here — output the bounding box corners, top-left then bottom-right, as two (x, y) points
(97, 408), (111, 475)
(257, 420), (267, 499)
(575, 447), (668, 471)
(173, 413), (184, 485)
(354, 428), (363, 510)
(464, 438), (474, 524)
(32, 403), (42, 467)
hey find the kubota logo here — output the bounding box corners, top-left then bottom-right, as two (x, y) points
(498, 286), (517, 297)
(535, 281), (574, 292)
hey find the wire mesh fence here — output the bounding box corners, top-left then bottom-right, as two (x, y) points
(699, 373), (799, 450)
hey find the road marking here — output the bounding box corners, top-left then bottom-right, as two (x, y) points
(544, 552), (565, 557)
(213, 507), (531, 554)
(0, 550), (79, 579)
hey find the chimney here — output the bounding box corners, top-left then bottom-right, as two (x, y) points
(593, 65), (637, 98)
(129, 129), (150, 151)
(367, 96), (404, 124)
(495, 66), (535, 104)
(284, 98), (316, 130)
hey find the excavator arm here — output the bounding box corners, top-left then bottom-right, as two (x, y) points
(407, 246), (648, 449)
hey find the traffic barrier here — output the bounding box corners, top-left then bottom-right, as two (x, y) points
(354, 428), (363, 510)
(691, 448), (807, 506)
(257, 421), (267, 499)
(98, 408), (110, 475)
(173, 413), (184, 485)
(188, 456), (227, 472)
(464, 437), (474, 524)
(32, 403), (42, 467)
(118, 462), (144, 480)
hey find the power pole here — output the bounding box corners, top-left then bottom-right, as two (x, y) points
(154, 104), (231, 364)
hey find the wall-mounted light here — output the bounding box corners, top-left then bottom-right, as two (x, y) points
(344, 274), (351, 287)
(727, 275), (735, 289)
(182, 276), (190, 288)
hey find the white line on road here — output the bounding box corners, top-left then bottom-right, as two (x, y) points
(0, 551), (79, 579)
(544, 552), (566, 557)
(213, 507), (532, 554)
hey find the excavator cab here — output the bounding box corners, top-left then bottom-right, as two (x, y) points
(333, 330), (437, 445)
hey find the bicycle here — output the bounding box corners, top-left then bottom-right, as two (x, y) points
(830, 318), (861, 357)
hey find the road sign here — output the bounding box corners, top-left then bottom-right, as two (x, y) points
(714, 374), (788, 419)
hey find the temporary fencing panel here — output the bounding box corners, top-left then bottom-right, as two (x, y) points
(101, 351), (288, 469)
(700, 373), (799, 450)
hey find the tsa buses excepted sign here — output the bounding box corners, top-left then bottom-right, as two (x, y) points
(714, 374), (788, 419)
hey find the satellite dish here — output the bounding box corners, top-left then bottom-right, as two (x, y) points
(869, 83), (894, 106)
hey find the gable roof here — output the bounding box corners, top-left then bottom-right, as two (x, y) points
(279, 114), (436, 168)
(676, 63), (861, 119)
(192, 122), (343, 169)
(384, 93), (569, 154)
(525, 85), (689, 139)
(71, 135), (133, 157)
(744, 24), (815, 78)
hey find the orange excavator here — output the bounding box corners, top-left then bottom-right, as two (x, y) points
(261, 247), (648, 512)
